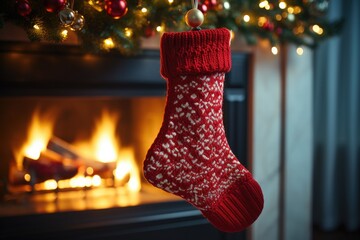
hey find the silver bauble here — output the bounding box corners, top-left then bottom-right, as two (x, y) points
(69, 12), (85, 31)
(59, 7), (76, 26)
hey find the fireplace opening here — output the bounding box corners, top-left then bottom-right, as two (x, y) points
(0, 96), (182, 216)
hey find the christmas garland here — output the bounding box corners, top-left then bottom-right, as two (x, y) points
(0, 0), (341, 55)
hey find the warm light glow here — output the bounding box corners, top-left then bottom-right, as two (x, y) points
(23, 110), (54, 161)
(168, 0), (174, 4)
(258, 16), (267, 27)
(271, 46), (278, 55)
(287, 7), (294, 14)
(86, 167), (94, 175)
(24, 174), (31, 182)
(156, 25), (163, 32)
(279, 1), (287, 9)
(265, 4), (271, 10)
(224, 1), (230, 9)
(296, 47), (304, 55)
(230, 30), (235, 41)
(92, 110), (119, 163)
(44, 179), (58, 190)
(61, 29), (68, 38)
(259, 0), (268, 8)
(243, 14), (250, 22)
(312, 24), (324, 35)
(141, 7), (147, 13)
(125, 27), (132, 37)
(92, 175), (102, 186)
(294, 6), (302, 14)
(103, 37), (115, 49)
(33, 24), (40, 30)
(115, 148), (141, 192)
(275, 14), (282, 21)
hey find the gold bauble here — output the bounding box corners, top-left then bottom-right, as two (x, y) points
(185, 8), (204, 28)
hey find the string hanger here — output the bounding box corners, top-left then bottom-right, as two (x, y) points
(185, 0), (204, 30)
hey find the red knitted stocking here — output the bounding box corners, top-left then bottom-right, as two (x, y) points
(143, 28), (263, 232)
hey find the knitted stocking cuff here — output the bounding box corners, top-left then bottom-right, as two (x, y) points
(160, 28), (232, 79)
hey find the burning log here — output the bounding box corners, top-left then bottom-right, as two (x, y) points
(23, 149), (79, 185)
(47, 136), (116, 178)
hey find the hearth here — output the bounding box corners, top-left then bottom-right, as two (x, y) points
(0, 41), (249, 240)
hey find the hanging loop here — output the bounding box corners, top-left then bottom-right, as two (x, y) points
(191, 0), (199, 9)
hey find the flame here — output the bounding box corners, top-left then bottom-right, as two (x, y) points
(22, 109), (54, 161)
(115, 148), (141, 192)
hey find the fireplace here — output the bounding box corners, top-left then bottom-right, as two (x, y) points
(0, 41), (250, 239)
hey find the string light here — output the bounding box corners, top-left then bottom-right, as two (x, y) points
(287, 7), (294, 14)
(61, 29), (68, 38)
(296, 46), (304, 55)
(258, 16), (267, 27)
(294, 6), (302, 14)
(141, 7), (148, 13)
(103, 37), (114, 49)
(259, 1), (268, 8)
(275, 14), (282, 21)
(243, 14), (250, 22)
(33, 24), (40, 30)
(223, 1), (230, 10)
(312, 24), (324, 35)
(124, 27), (132, 37)
(168, 0), (174, 4)
(279, 1), (287, 9)
(271, 46), (278, 55)
(156, 25), (163, 32)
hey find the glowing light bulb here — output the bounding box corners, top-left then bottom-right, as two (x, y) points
(125, 27), (132, 37)
(168, 0), (174, 4)
(243, 14), (250, 22)
(312, 24), (324, 35)
(61, 29), (68, 38)
(296, 47), (304, 56)
(287, 7), (294, 14)
(33, 24), (40, 30)
(224, 1), (230, 9)
(279, 1), (287, 9)
(271, 46), (278, 55)
(141, 7), (147, 13)
(259, 0), (268, 8)
(156, 25), (163, 32)
(103, 38), (114, 49)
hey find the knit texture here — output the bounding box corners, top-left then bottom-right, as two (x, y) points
(144, 28), (263, 232)
(160, 28), (231, 79)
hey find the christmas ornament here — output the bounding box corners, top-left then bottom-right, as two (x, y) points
(204, 0), (217, 10)
(263, 20), (274, 31)
(59, 6), (76, 26)
(144, 28), (264, 232)
(198, 3), (208, 14)
(43, 0), (66, 13)
(185, 8), (204, 29)
(104, 0), (128, 19)
(69, 11), (85, 31)
(15, 0), (32, 17)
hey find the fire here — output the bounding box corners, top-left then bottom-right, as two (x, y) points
(12, 108), (142, 193)
(21, 109), (54, 162)
(114, 148), (141, 192)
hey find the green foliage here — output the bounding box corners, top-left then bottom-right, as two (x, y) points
(1, 0), (341, 54)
